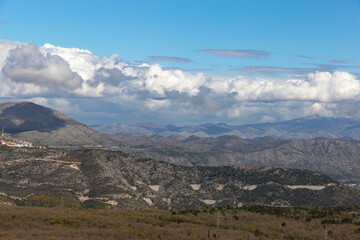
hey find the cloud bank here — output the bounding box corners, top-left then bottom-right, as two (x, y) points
(0, 40), (359, 124)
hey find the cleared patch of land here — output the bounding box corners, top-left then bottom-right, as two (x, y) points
(0, 205), (359, 239)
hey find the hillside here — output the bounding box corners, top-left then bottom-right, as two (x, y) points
(0, 102), (118, 148)
(110, 134), (360, 186)
(0, 145), (360, 209)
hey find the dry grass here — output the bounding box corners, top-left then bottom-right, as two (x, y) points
(0, 205), (359, 239)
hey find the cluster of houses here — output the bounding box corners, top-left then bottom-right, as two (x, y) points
(0, 127), (47, 149)
(1, 139), (33, 148)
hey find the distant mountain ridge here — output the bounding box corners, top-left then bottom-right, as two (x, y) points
(92, 115), (360, 139)
(110, 134), (360, 186)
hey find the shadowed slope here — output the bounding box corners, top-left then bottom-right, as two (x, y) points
(0, 102), (118, 148)
(0, 102), (66, 133)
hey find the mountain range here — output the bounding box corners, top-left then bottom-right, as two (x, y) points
(109, 134), (360, 186)
(92, 115), (360, 139)
(0, 101), (360, 208)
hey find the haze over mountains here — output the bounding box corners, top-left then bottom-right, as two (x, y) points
(92, 115), (360, 139)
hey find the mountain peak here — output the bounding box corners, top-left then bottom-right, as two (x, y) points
(0, 101), (67, 133)
(216, 122), (229, 127)
(0, 101), (115, 148)
(304, 114), (323, 120)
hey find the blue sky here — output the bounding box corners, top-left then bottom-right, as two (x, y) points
(0, 0), (360, 125)
(2, 0), (359, 73)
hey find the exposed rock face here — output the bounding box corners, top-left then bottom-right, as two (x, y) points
(0, 146), (360, 209)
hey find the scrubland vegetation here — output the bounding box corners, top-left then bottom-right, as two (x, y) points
(0, 205), (359, 239)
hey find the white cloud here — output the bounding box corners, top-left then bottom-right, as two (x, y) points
(1, 40), (360, 124)
(228, 71), (360, 103)
(2, 43), (83, 89)
(144, 98), (171, 110)
(143, 64), (206, 96)
(41, 43), (120, 81)
(0, 40), (25, 68)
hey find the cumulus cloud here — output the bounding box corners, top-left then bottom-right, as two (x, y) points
(40, 43), (123, 81)
(227, 71), (360, 102)
(1, 40), (360, 124)
(2, 43), (83, 89)
(198, 49), (270, 58)
(0, 40), (25, 67)
(148, 56), (192, 63)
(141, 64), (206, 96)
(93, 67), (135, 86)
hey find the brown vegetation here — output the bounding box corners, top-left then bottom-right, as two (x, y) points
(0, 205), (359, 239)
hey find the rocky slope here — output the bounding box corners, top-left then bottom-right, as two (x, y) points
(110, 134), (360, 185)
(0, 145), (359, 209)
